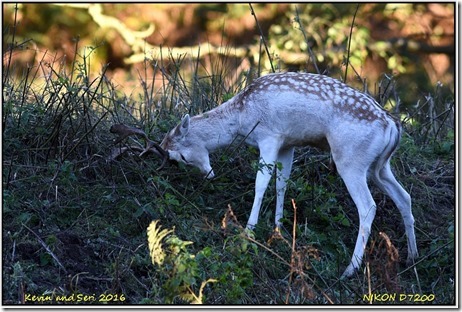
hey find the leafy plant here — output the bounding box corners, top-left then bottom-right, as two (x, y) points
(146, 220), (216, 304)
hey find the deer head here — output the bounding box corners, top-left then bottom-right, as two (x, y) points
(160, 114), (215, 179)
(109, 116), (215, 178)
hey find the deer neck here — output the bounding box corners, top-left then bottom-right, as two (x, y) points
(189, 103), (241, 152)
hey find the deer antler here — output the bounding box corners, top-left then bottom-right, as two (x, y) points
(109, 124), (168, 170)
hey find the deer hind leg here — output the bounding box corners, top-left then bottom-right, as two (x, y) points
(335, 162), (377, 278)
(372, 161), (418, 265)
(275, 147), (295, 229)
(246, 141), (281, 230)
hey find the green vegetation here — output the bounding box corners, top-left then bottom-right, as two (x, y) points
(3, 4), (454, 305)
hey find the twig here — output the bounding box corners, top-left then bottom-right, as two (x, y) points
(3, 3), (18, 87)
(62, 110), (108, 162)
(285, 199), (298, 304)
(245, 235), (291, 267)
(12, 239), (16, 262)
(22, 223), (68, 274)
(249, 3), (275, 73)
(413, 266), (422, 294)
(344, 4), (360, 82)
(398, 239), (453, 276)
(294, 5), (320, 74)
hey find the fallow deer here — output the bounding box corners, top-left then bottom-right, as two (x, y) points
(110, 72), (418, 277)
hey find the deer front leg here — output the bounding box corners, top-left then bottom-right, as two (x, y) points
(246, 142), (280, 230)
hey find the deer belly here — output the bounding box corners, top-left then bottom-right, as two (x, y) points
(281, 129), (330, 150)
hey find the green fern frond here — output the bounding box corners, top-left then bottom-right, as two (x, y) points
(165, 235), (194, 256)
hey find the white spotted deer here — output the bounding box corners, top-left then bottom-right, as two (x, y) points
(110, 72), (418, 277)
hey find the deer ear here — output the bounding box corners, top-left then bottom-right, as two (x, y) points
(178, 114), (190, 138)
